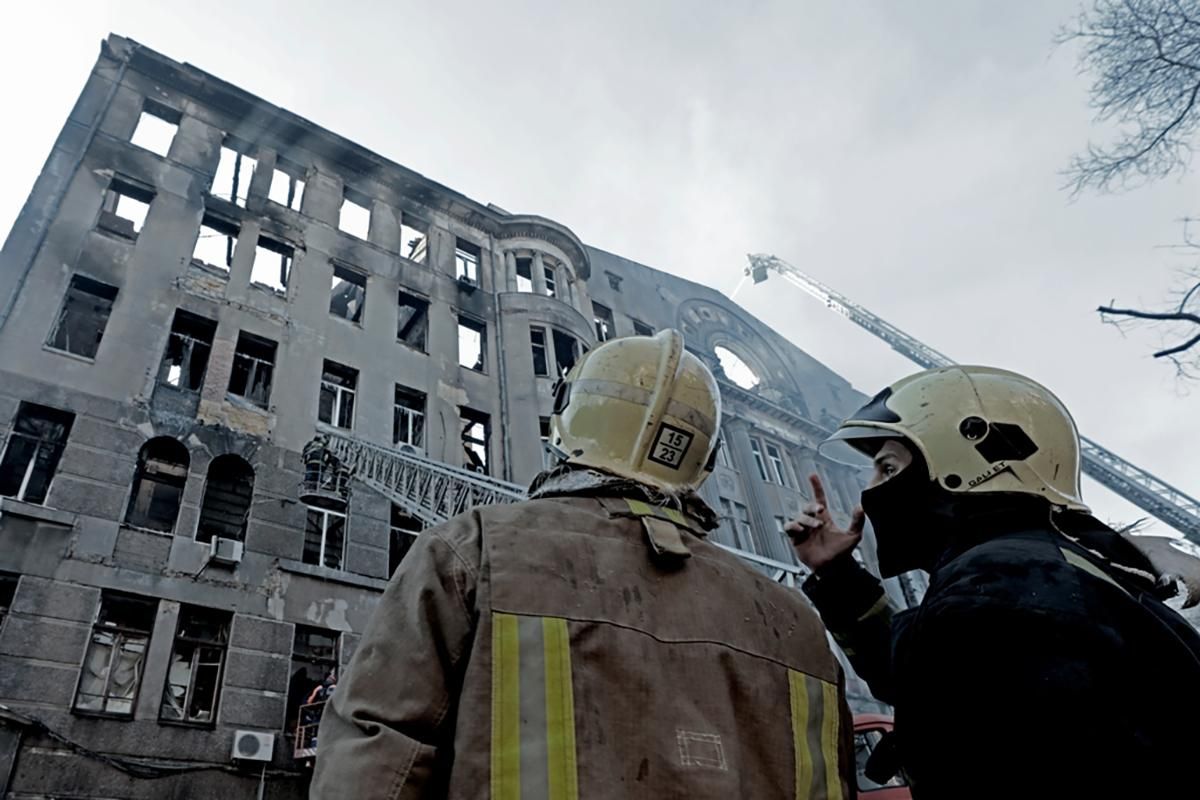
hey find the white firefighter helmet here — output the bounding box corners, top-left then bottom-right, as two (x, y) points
(821, 365), (1090, 512)
(549, 329), (721, 493)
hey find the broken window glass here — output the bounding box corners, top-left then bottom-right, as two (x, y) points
(129, 101), (179, 157)
(227, 332), (277, 409)
(552, 329), (579, 376)
(329, 264), (366, 324)
(455, 240), (480, 285)
(48, 275), (118, 359)
(160, 606), (230, 726)
(99, 177), (154, 239)
(0, 402), (74, 505)
(196, 454), (254, 543)
(389, 505), (423, 575)
(460, 408), (490, 474)
(457, 316), (486, 371)
(515, 257), (534, 292)
(632, 319), (654, 336)
(211, 145), (257, 207)
(543, 263), (557, 298)
(125, 437), (189, 533)
(399, 216), (428, 263)
(393, 385), (425, 449)
(74, 592), (158, 717)
(318, 361), (357, 430)
(530, 326), (549, 377)
(191, 213), (238, 271)
(397, 291), (429, 351)
(303, 505), (346, 570)
(250, 235), (293, 292)
(159, 310), (217, 391)
(339, 196), (370, 239)
(268, 167), (305, 211)
(593, 302), (614, 342)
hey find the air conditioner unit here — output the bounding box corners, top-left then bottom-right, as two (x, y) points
(208, 537), (244, 566)
(231, 729), (274, 762)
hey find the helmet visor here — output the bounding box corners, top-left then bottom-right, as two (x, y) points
(817, 425), (906, 469)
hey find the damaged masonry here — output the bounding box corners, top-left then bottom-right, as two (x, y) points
(0, 34), (892, 799)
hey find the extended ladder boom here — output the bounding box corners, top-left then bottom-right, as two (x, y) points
(747, 253), (1200, 541)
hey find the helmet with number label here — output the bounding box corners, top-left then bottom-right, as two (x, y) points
(549, 329), (721, 493)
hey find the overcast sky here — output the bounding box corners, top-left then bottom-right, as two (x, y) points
(2, 1), (1196, 531)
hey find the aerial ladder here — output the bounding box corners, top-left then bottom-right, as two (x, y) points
(744, 253), (1200, 542)
(310, 430), (809, 586)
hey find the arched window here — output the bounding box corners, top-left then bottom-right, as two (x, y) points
(196, 454), (255, 543)
(714, 345), (760, 390)
(126, 437), (189, 532)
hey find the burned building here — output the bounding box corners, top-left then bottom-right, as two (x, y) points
(0, 35), (887, 798)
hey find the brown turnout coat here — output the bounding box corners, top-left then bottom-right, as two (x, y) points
(311, 495), (854, 799)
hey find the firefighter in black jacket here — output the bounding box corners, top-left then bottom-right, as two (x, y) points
(787, 365), (1200, 800)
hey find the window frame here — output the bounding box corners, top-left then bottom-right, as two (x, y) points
(159, 309), (217, 392)
(765, 443), (790, 487)
(460, 408), (491, 475)
(318, 361), (358, 430)
(329, 263), (367, 325)
(455, 240), (481, 285)
(0, 402), (75, 505)
(158, 606), (230, 727)
(303, 505), (348, 570)
(227, 332), (277, 409)
(530, 326), (549, 377)
(749, 438), (770, 482)
(457, 315), (487, 372)
(47, 275), (119, 360)
(393, 386), (426, 450)
(73, 592), (158, 719)
(397, 291), (430, 352)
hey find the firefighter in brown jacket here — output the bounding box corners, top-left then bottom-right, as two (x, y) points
(310, 330), (855, 799)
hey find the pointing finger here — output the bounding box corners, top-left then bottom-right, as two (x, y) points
(808, 473), (829, 509)
(849, 507), (867, 537)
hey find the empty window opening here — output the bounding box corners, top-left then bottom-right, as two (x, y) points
(552, 329), (579, 376)
(74, 592), (158, 717)
(593, 303), (614, 342)
(303, 505), (347, 570)
(715, 438), (732, 468)
(749, 438), (769, 483)
(455, 240), (480, 285)
(530, 327), (549, 377)
(515, 257), (533, 292)
(228, 331), (277, 409)
(461, 409), (491, 475)
(287, 626), (338, 738)
(0, 402), (74, 505)
(393, 386), (426, 449)
(319, 361), (358, 430)
(268, 167), (305, 211)
(251, 235), (293, 293)
(125, 437), (189, 533)
(160, 310), (217, 391)
(160, 606), (230, 726)
(212, 145), (257, 207)
(389, 505), (423, 575)
(0, 572), (17, 630)
(543, 264), (558, 298)
(766, 443), (790, 487)
(540, 416), (557, 470)
(399, 216), (428, 263)
(329, 264), (366, 324)
(714, 346), (759, 390)
(191, 213), (238, 272)
(48, 275), (118, 359)
(397, 291), (429, 351)
(735, 501), (760, 553)
(196, 454), (254, 544)
(606, 271), (623, 292)
(99, 178), (154, 239)
(458, 316), (486, 371)
(632, 319), (655, 337)
(339, 196), (371, 240)
(129, 101), (180, 157)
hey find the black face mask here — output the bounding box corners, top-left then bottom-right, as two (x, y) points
(859, 462), (955, 579)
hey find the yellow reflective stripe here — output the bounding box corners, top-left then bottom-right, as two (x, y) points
(543, 617), (579, 800)
(819, 681), (844, 800)
(855, 594), (891, 624)
(788, 670), (813, 799)
(491, 613), (521, 800)
(1061, 548), (1129, 594)
(625, 498), (689, 527)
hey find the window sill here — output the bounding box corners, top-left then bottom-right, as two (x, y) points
(330, 314), (364, 329)
(0, 497), (76, 526)
(395, 340), (428, 356)
(42, 345), (97, 364)
(120, 523), (176, 538)
(225, 394), (271, 415)
(278, 559), (388, 592)
(158, 716), (217, 730)
(315, 421), (353, 437)
(71, 708), (134, 722)
(249, 281), (287, 298)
